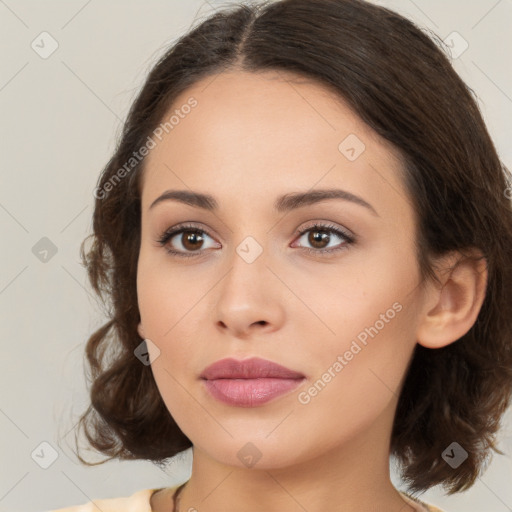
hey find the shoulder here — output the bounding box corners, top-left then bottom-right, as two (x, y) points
(399, 490), (447, 512)
(425, 506), (446, 512)
(48, 486), (170, 512)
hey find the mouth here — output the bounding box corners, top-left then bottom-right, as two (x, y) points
(200, 357), (306, 407)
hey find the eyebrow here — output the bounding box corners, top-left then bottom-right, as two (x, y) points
(149, 188), (379, 216)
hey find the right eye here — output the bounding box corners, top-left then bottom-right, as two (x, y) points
(157, 223), (220, 258)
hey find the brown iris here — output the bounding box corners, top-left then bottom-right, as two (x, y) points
(308, 229), (330, 249)
(181, 231), (204, 251)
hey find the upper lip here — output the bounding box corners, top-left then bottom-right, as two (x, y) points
(200, 357), (305, 380)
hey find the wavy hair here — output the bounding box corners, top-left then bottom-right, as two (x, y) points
(72, 0), (512, 495)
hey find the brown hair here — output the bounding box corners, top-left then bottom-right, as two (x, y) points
(73, 0), (512, 496)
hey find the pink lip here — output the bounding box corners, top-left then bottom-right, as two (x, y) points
(200, 357), (305, 407)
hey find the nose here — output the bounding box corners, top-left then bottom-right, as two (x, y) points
(214, 244), (286, 339)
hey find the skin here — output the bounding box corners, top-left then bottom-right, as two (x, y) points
(136, 70), (488, 512)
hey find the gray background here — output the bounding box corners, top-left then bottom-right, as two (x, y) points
(0, 0), (511, 511)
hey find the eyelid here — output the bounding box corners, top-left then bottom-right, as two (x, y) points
(293, 220), (355, 240)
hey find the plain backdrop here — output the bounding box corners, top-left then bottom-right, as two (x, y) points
(1, 0), (511, 511)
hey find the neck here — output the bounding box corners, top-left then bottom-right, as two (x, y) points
(172, 405), (415, 512)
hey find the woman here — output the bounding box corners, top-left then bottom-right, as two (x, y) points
(52, 0), (512, 511)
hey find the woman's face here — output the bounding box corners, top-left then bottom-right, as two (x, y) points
(136, 70), (428, 469)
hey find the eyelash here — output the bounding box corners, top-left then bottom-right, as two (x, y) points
(156, 222), (356, 259)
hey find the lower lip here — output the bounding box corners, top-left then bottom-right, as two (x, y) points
(203, 377), (305, 407)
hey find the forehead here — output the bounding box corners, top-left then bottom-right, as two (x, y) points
(140, 70), (407, 215)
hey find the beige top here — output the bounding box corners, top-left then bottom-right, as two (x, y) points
(49, 483), (446, 511)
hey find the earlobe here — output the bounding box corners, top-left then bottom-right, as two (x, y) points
(137, 322), (145, 339)
(416, 249), (488, 349)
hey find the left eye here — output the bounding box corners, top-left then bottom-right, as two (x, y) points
(293, 224), (352, 252)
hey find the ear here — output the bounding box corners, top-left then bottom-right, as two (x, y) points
(137, 322), (145, 339)
(416, 249), (488, 349)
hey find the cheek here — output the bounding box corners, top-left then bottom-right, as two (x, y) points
(299, 248), (419, 397)
(136, 256), (194, 420)
(136, 253), (207, 381)
(137, 261), (168, 335)
(136, 250), (199, 336)
(294, 295), (415, 443)
(312, 300), (413, 398)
